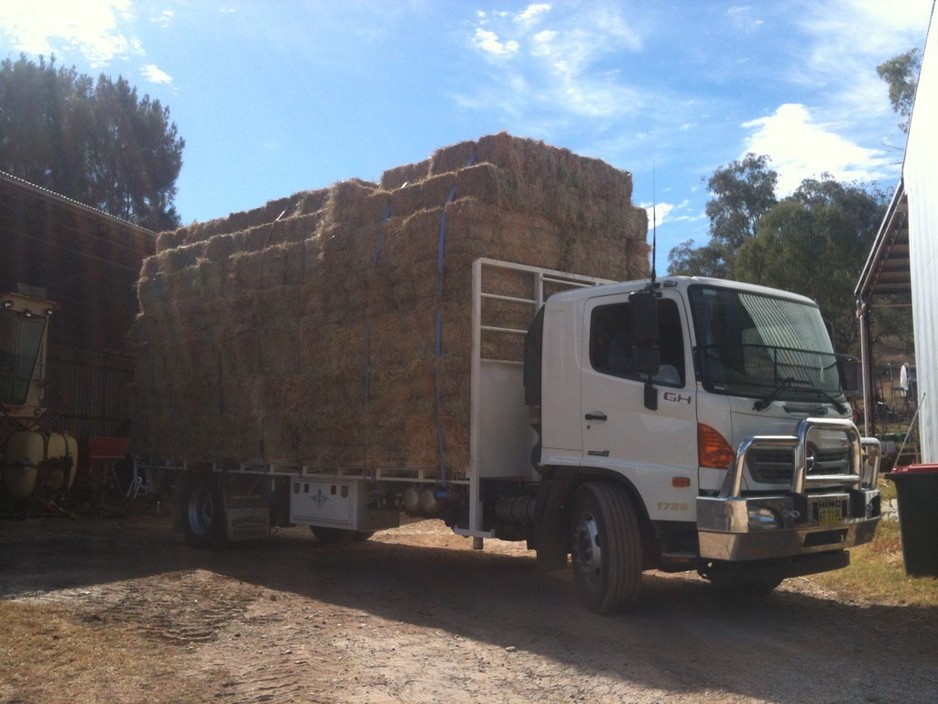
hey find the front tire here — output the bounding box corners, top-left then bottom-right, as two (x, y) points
(181, 472), (228, 549)
(570, 481), (643, 614)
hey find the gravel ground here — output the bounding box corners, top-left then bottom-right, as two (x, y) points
(1, 508), (937, 703)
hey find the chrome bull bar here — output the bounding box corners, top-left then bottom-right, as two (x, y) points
(721, 417), (881, 498)
(698, 418), (882, 563)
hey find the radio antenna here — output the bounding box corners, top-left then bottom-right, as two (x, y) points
(650, 164), (657, 285)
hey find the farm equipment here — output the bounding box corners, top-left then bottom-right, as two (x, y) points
(1, 289), (77, 513)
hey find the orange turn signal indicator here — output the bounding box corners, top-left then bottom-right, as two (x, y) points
(698, 423), (736, 469)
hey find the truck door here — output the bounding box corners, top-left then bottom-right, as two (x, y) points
(580, 291), (699, 522)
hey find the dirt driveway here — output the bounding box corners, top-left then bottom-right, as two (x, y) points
(1, 507), (936, 704)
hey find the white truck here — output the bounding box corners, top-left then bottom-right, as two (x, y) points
(153, 258), (881, 614)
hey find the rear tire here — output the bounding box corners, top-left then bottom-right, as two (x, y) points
(181, 472), (228, 549)
(570, 481), (643, 614)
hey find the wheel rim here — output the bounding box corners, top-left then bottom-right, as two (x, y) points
(572, 511), (603, 587)
(187, 486), (215, 536)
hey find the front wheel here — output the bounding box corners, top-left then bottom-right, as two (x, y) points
(181, 472), (228, 549)
(570, 481), (643, 614)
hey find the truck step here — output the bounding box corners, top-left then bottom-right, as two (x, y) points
(659, 552), (701, 572)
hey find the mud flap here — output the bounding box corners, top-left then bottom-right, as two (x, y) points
(533, 472), (576, 571)
(225, 495), (271, 541)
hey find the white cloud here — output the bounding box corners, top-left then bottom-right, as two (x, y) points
(153, 9), (176, 28)
(472, 28), (519, 56)
(643, 199), (702, 228)
(741, 103), (893, 193)
(142, 63), (172, 85)
(794, 0), (931, 113)
(467, 3), (644, 120)
(516, 3), (552, 27)
(720, 0), (927, 205)
(0, 0), (141, 67)
(725, 5), (764, 32)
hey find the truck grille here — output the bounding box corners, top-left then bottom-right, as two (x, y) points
(747, 445), (852, 485)
(747, 449), (794, 484)
(810, 447), (851, 475)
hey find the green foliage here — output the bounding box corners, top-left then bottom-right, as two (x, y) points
(0, 54), (184, 230)
(668, 153), (777, 278)
(734, 176), (887, 352)
(669, 49), (917, 355)
(667, 151), (888, 354)
(667, 239), (721, 277)
(877, 48), (922, 134)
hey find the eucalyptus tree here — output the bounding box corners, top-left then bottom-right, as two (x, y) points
(667, 153), (777, 278)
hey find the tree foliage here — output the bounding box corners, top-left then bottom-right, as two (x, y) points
(734, 177), (887, 351)
(666, 239), (720, 277)
(667, 49), (916, 355)
(668, 153), (777, 278)
(668, 152), (888, 352)
(877, 48), (921, 134)
(0, 54), (184, 230)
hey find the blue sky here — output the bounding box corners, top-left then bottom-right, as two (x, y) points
(0, 1), (933, 261)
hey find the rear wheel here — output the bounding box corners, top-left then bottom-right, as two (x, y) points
(181, 472), (228, 549)
(570, 481), (643, 614)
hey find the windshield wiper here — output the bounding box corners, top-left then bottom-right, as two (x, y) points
(753, 377), (809, 412)
(813, 387), (849, 415)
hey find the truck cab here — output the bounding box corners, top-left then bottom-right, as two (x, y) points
(526, 275), (880, 612)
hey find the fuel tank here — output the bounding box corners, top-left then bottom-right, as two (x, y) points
(3, 430), (78, 500)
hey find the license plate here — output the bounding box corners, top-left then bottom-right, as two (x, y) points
(814, 499), (845, 525)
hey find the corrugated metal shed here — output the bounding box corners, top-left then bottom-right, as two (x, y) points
(0, 171), (156, 437)
(905, 6), (938, 465)
(856, 4), (937, 463)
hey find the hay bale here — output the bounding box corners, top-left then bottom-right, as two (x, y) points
(132, 132), (648, 474)
(381, 158), (431, 190)
(430, 139), (479, 175)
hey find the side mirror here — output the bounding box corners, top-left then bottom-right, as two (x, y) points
(840, 358), (862, 399)
(629, 290), (659, 376)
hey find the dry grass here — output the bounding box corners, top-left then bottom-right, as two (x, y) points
(0, 600), (202, 703)
(814, 513), (938, 607)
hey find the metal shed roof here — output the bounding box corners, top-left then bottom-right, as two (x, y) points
(0, 171), (156, 353)
(855, 181), (911, 301)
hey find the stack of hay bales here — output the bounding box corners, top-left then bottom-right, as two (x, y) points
(132, 132), (648, 476)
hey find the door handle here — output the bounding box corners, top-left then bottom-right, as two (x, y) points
(585, 412), (608, 421)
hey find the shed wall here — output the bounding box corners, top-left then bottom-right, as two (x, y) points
(905, 12), (938, 463)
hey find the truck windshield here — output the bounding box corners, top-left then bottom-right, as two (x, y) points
(0, 310), (46, 407)
(688, 285), (844, 404)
